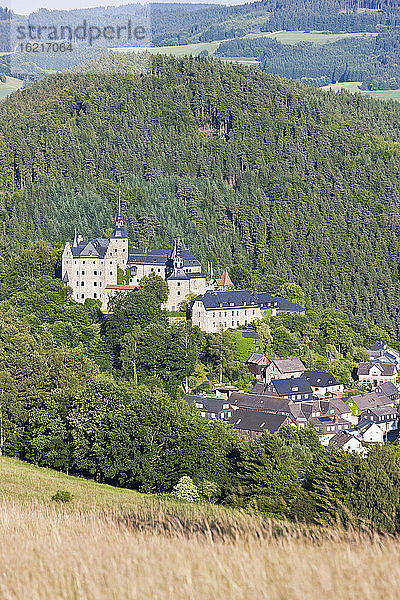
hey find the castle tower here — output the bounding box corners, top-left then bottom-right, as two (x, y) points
(107, 196), (129, 267)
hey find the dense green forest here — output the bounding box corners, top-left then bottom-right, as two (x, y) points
(0, 54), (400, 334)
(217, 29), (400, 90)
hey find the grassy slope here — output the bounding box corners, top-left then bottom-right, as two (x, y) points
(109, 30), (376, 56)
(0, 456), (161, 511)
(0, 76), (23, 100)
(1, 456), (400, 599)
(323, 81), (400, 102)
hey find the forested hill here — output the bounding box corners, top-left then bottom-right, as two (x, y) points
(1, 54), (400, 332)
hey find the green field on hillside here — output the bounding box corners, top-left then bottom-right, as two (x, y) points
(0, 76), (23, 100)
(109, 30), (377, 58)
(323, 81), (400, 102)
(0, 457), (159, 510)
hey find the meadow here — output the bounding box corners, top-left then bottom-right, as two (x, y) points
(0, 456), (398, 599)
(0, 76), (23, 100)
(323, 81), (400, 101)
(108, 30), (376, 57)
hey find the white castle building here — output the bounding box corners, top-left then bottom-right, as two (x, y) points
(61, 206), (208, 311)
(61, 206), (305, 326)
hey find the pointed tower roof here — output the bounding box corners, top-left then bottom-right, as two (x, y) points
(72, 229), (78, 248)
(216, 270), (233, 287)
(111, 194), (128, 239)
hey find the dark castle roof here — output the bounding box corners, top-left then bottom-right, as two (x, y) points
(192, 290), (304, 313)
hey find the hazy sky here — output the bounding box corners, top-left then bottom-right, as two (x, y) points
(9, 0), (244, 16)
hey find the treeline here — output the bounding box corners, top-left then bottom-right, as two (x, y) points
(217, 30), (400, 90)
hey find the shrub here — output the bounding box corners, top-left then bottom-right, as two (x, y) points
(198, 480), (220, 503)
(51, 490), (73, 503)
(171, 476), (200, 503)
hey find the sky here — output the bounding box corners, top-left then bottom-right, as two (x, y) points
(8, 0), (245, 16)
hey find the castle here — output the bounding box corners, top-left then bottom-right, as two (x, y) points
(61, 205), (208, 311)
(61, 206), (305, 326)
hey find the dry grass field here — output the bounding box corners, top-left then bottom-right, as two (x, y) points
(0, 457), (398, 599)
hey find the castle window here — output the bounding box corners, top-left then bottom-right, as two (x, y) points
(177, 282), (180, 286)
(81, 294), (84, 299)
(83, 261), (86, 264)
(81, 282), (84, 286)
(177, 291), (180, 296)
(110, 272), (112, 276)
(123, 249), (126, 252)
(94, 271), (97, 275)
(76, 271), (79, 275)
(94, 293), (97, 298)
(94, 282), (97, 286)
(82, 271), (85, 275)
(99, 282), (102, 287)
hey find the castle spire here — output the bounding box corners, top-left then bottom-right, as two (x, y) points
(72, 228), (78, 247)
(116, 190), (124, 229)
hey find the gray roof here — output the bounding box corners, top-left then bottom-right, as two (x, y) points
(250, 382), (270, 395)
(256, 292), (305, 313)
(127, 248), (200, 268)
(242, 330), (260, 340)
(269, 377), (312, 398)
(71, 237), (110, 259)
(167, 269), (205, 281)
(329, 398), (352, 415)
(375, 382), (399, 398)
(361, 406), (397, 418)
(227, 409), (289, 433)
(228, 392), (291, 414)
(247, 353), (265, 364)
(357, 362), (397, 376)
(329, 431), (358, 449)
(192, 290), (305, 313)
(348, 392), (393, 410)
(184, 395), (227, 414)
(302, 370), (340, 388)
(271, 358), (305, 374)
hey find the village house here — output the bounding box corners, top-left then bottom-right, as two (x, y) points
(360, 406), (398, 435)
(329, 432), (365, 454)
(183, 395), (233, 420)
(247, 354), (270, 379)
(346, 391), (394, 417)
(302, 370), (344, 397)
(264, 358), (306, 384)
(374, 382), (399, 403)
(369, 342), (400, 366)
(265, 377), (313, 402)
(357, 361), (397, 387)
(308, 415), (353, 444)
(351, 419), (384, 444)
(228, 392), (292, 416)
(227, 409), (293, 440)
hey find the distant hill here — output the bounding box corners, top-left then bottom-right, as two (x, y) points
(1, 54), (400, 333)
